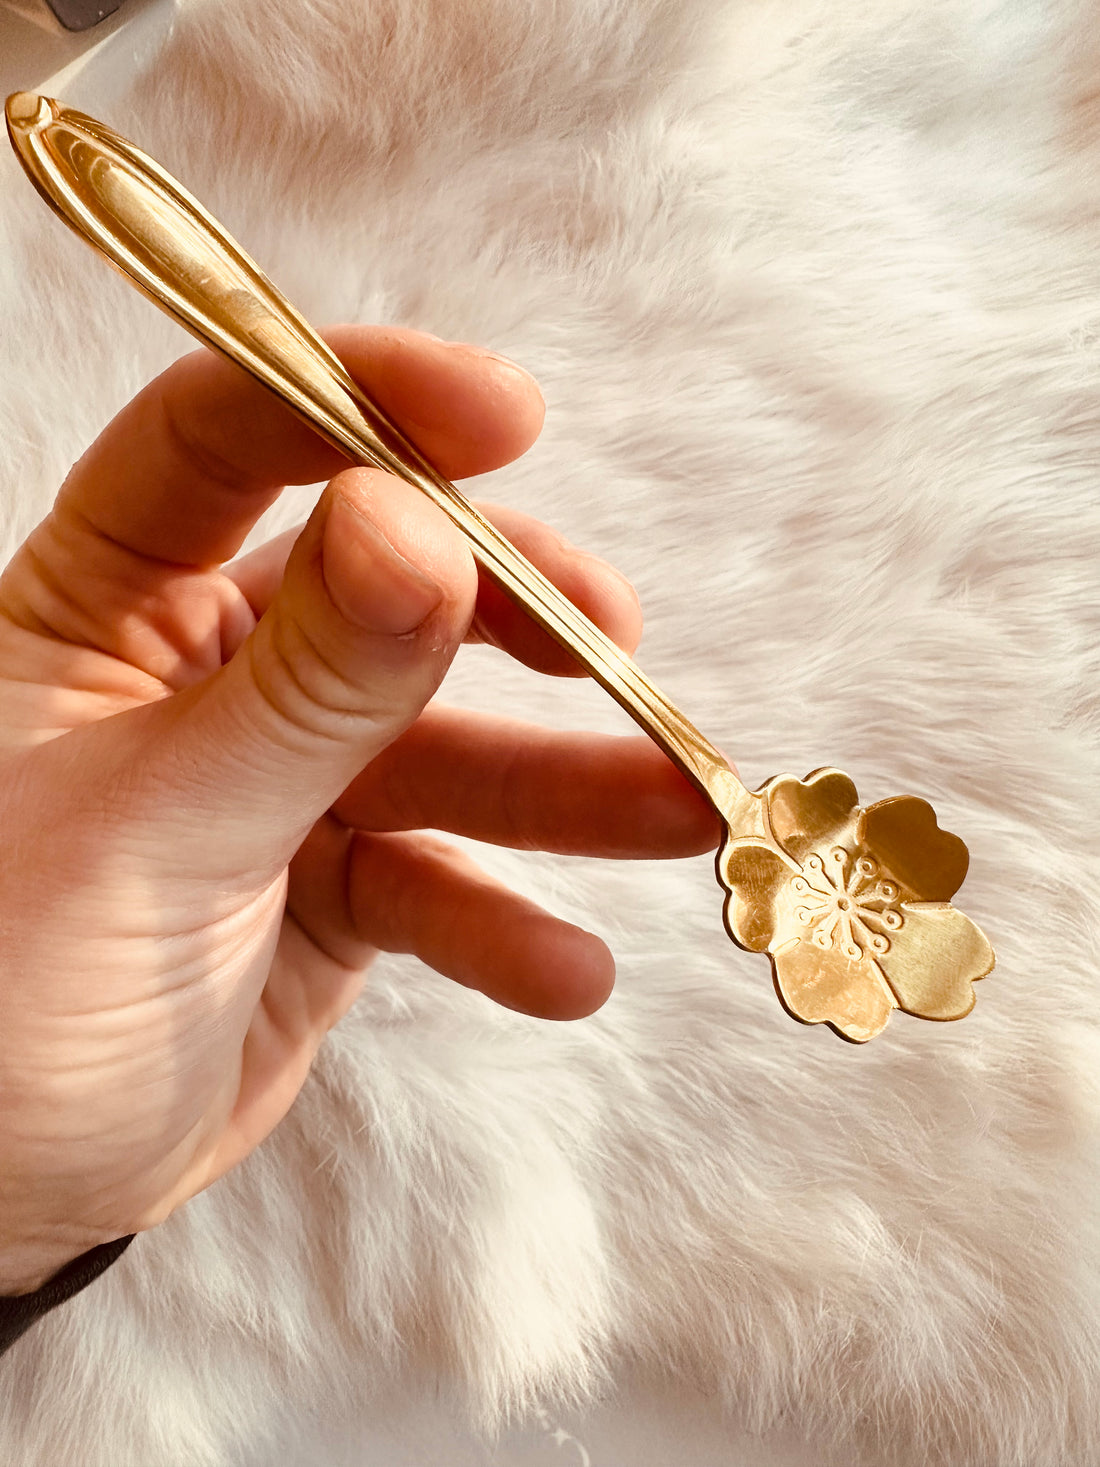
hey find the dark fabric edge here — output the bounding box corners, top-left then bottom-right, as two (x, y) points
(0, 1235), (135, 1356)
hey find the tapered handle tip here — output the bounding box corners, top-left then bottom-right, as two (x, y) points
(5, 93), (54, 132)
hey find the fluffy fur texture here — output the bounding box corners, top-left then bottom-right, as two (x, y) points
(1, 0), (1099, 1462)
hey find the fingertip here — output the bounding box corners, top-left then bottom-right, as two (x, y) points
(325, 326), (546, 479)
(514, 919), (616, 1021)
(574, 551), (644, 658)
(632, 747), (726, 855)
(468, 508), (645, 676)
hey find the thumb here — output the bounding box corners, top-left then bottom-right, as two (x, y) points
(165, 467), (477, 877)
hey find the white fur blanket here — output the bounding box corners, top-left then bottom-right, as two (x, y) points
(1, 2), (1098, 1464)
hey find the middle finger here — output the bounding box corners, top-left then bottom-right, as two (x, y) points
(330, 706), (721, 858)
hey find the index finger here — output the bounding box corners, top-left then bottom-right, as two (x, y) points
(56, 325), (546, 568)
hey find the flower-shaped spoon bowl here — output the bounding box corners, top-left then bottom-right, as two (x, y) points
(719, 770), (992, 1042)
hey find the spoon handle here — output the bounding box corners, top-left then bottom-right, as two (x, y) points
(5, 91), (745, 811)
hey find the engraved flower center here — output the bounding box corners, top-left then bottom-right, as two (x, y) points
(790, 848), (903, 960)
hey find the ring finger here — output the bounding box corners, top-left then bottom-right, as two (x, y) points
(287, 816), (615, 1019)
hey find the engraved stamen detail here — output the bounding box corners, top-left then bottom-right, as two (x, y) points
(789, 846), (904, 957)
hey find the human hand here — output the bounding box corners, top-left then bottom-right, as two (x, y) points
(0, 326), (719, 1292)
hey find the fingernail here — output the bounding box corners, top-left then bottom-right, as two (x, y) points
(324, 494), (442, 634)
(445, 339), (538, 381)
(572, 546), (642, 606)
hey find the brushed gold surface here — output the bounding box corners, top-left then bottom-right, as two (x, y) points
(5, 92), (995, 1040)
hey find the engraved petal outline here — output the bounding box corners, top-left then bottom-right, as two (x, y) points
(763, 768), (860, 866)
(717, 839), (789, 952)
(858, 796), (969, 903)
(876, 902), (995, 1020)
(771, 938), (896, 1044)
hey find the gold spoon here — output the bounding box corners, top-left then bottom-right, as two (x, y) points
(4, 91), (994, 1042)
